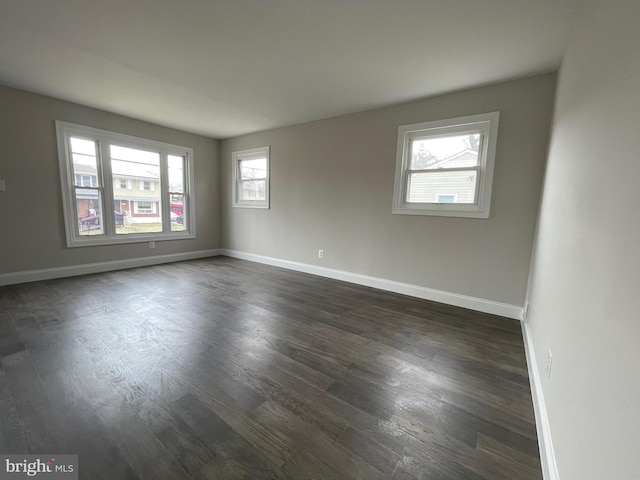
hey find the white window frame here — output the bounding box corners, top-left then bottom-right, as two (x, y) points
(141, 180), (155, 191)
(392, 112), (499, 218)
(232, 146), (270, 209)
(56, 121), (196, 247)
(134, 201), (156, 214)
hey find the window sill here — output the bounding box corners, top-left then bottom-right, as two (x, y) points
(66, 232), (196, 248)
(392, 204), (490, 218)
(232, 203), (269, 209)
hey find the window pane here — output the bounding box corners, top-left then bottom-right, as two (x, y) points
(410, 133), (480, 170)
(407, 170), (477, 204)
(240, 158), (267, 180)
(76, 189), (104, 236)
(168, 155), (184, 193)
(170, 194), (186, 232)
(111, 145), (160, 164)
(111, 145), (162, 235)
(70, 137), (96, 156)
(117, 201), (162, 234)
(70, 137), (98, 186)
(240, 180), (266, 201)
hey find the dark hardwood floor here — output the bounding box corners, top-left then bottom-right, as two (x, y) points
(0, 257), (541, 479)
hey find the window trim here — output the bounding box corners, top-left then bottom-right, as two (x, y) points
(392, 112), (499, 218)
(56, 121), (196, 247)
(232, 146), (270, 209)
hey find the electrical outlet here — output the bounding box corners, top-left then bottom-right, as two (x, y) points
(149, 241), (156, 249)
(545, 349), (553, 379)
(318, 249), (324, 259)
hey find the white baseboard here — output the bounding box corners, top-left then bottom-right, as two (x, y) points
(2, 248), (523, 320)
(0, 249), (222, 286)
(521, 320), (559, 480)
(221, 249), (523, 320)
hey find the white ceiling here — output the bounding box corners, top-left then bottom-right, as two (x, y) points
(0, 0), (582, 139)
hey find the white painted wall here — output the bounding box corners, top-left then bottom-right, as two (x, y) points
(526, 1), (640, 478)
(221, 75), (556, 309)
(0, 86), (221, 276)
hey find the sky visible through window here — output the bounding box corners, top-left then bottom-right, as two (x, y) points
(69, 138), (161, 178)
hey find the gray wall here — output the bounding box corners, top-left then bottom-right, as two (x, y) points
(0, 85), (220, 274)
(526, 2), (640, 479)
(221, 74), (556, 307)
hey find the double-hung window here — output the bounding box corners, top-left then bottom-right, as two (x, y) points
(232, 146), (270, 209)
(392, 112), (499, 218)
(117, 178), (131, 190)
(56, 121), (195, 247)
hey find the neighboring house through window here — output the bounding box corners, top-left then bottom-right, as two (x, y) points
(392, 112), (499, 218)
(56, 121), (195, 246)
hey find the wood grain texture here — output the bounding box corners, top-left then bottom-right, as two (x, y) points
(0, 257), (542, 479)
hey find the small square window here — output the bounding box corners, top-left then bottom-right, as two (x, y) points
(392, 112), (499, 218)
(232, 146), (270, 209)
(436, 194), (458, 203)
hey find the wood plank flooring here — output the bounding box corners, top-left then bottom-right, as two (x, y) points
(0, 257), (541, 479)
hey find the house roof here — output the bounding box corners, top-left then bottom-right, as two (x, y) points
(73, 164), (97, 175)
(431, 149), (479, 169)
(0, 1), (583, 139)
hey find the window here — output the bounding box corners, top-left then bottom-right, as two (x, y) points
(56, 121), (196, 247)
(117, 178), (130, 189)
(392, 112), (499, 218)
(134, 201), (155, 214)
(436, 194), (457, 203)
(141, 180), (154, 191)
(232, 146), (270, 209)
(75, 174), (97, 187)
